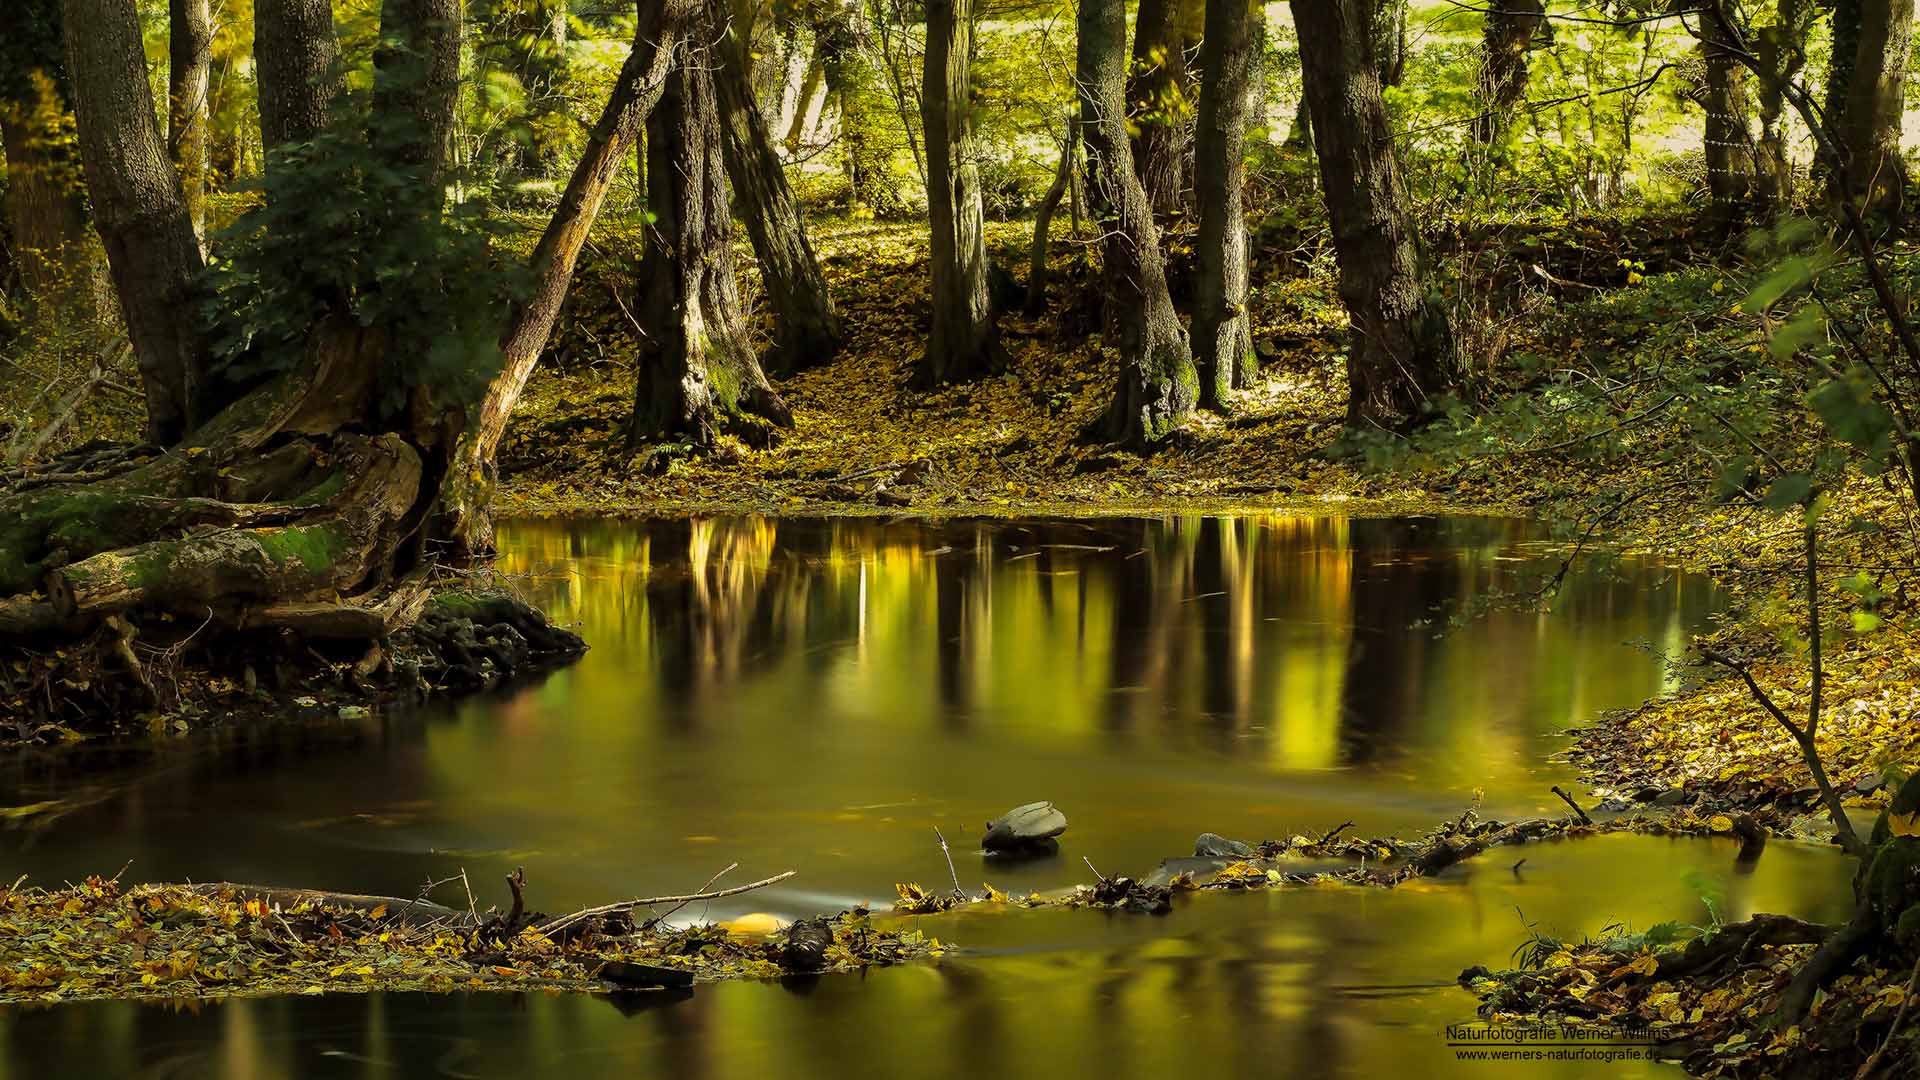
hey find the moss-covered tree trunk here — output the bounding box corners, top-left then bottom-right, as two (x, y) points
(624, 44), (792, 452)
(1079, 0), (1196, 447)
(710, 0), (843, 376)
(1192, 0), (1256, 409)
(920, 0), (1002, 385)
(1292, 0), (1455, 430)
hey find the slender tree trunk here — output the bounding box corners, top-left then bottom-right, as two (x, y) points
(1024, 120), (1077, 316)
(61, 0), (208, 445)
(445, 0), (691, 554)
(624, 43), (791, 451)
(254, 0), (342, 152)
(167, 0), (212, 244)
(1284, 94), (1313, 149)
(1079, 0), (1196, 446)
(920, 0), (1001, 384)
(1292, 0), (1454, 429)
(1472, 0), (1542, 143)
(1701, 13), (1759, 231)
(710, 0), (843, 375)
(1838, 0), (1913, 221)
(1126, 0), (1201, 216)
(371, 0), (464, 190)
(1750, 1), (1807, 216)
(784, 42), (830, 149)
(1372, 0), (1408, 86)
(1193, 0), (1255, 409)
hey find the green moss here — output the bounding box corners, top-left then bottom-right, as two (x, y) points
(708, 351), (742, 414)
(291, 470), (350, 508)
(253, 525), (348, 577)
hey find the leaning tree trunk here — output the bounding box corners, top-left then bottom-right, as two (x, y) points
(1079, 0), (1196, 447)
(1024, 119), (1078, 316)
(1837, 0), (1914, 223)
(919, 0), (1002, 384)
(168, 0), (213, 243)
(1472, 0), (1543, 144)
(443, 0), (691, 555)
(61, 0), (208, 446)
(0, 0), (92, 301)
(1192, 0), (1256, 409)
(254, 0), (342, 153)
(710, 0), (844, 376)
(624, 44), (792, 453)
(1126, 0), (1201, 216)
(1701, 13), (1760, 231)
(1292, 0), (1455, 430)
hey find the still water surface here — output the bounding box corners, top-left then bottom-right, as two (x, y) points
(0, 514), (1854, 1078)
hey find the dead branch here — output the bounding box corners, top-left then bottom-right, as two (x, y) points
(535, 870), (796, 937)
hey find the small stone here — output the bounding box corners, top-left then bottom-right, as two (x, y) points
(1194, 833), (1255, 859)
(1652, 788), (1689, 806)
(781, 917), (833, 971)
(982, 801), (1067, 852)
(599, 961), (695, 990)
(1854, 771), (1885, 794)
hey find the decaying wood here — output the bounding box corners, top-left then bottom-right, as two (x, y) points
(537, 870), (797, 937)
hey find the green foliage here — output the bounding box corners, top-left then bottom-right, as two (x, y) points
(197, 110), (530, 416)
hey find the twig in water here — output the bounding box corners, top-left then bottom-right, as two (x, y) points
(1083, 856), (1106, 883)
(647, 862), (738, 929)
(537, 871), (796, 937)
(1316, 821), (1355, 847)
(1510, 859), (1528, 875)
(459, 868), (478, 922)
(934, 827), (963, 898)
(1550, 785), (1594, 826)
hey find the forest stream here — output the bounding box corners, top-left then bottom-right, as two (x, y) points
(0, 514), (1856, 1078)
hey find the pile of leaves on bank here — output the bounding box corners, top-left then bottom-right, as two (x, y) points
(0, 875), (942, 1004)
(1462, 916), (1917, 1079)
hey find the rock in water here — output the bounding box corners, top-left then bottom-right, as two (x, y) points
(781, 917), (833, 971)
(981, 801), (1068, 852)
(1194, 833), (1254, 859)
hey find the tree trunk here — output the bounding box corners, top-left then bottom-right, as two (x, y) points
(1701, 14), (1759, 231)
(1838, 0), (1913, 222)
(254, 0), (342, 152)
(1291, 0), (1455, 430)
(0, 0), (91, 300)
(371, 0), (464, 190)
(624, 41), (792, 451)
(1372, 0), (1408, 87)
(1079, 0), (1196, 447)
(1472, 0), (1542, 144)
(1192, 0), (1256, 409)
(1284, 94), (1312, 150)
(783, 40), (830, 150)
(61, 0), (208, 446)
(443, 0), (692, 555)
(710, 0), (843, 376)
(1126, 0), (1201, 216)
(1024, 120), (1078, 316)
(919, 0), (1001, 384)
(168, 0), (213, 244)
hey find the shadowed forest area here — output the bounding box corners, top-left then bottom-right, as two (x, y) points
(3, 0), (1920, 1077)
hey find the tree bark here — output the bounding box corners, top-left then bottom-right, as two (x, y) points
(1126, 0), (1201, 216)
(1079, 0), (1196, 446)
(371, 0), (464, 190)
(1192, 0), (1256, 409)
(919, 0), (1001, 384)
(61, 0), (208, 446)
(1472, 0), (1542, 144)
(1837, 0), (1913, 222)
(1024, 120), (1078, 316)
(625, 47), (792, 451)
(710, 0), (843, 375)
(0, 0), (91, 299)
(1291, 0), (1455, 429)
(168, 0), (213, 243)
(444, 0), (691, 555)
(1701, 12), (1759, 231)
(254, 0), (342, 152)
(1372, 0), (1408, 87)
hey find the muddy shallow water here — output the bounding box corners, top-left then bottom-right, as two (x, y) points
(0, 514), (1855, 1078)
